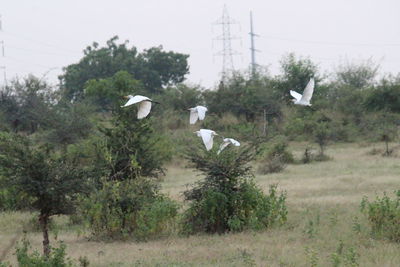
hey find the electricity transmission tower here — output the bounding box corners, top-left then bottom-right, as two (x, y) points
(249, 11), (260, 78)
(213, 5), (240, 83)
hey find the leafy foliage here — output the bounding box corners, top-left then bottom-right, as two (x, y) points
(162, 84), (204, 111)
(0, 76), (55, 134)
(277, 53), (319, 102)
(83, 71), (172, 180)
(60, 36), (189, 100)
(335, 60), (378, 89)
(364, 78), (400, 112)
(0, 133), (88, 216)
(182, 144), (287, 234)
(258, 136), (293, 174)
(43, 101), (93, 148)
(96, 113), (171, 181)
(361, 191), (400, 242)
(79, 178), (178, 241)
(204, 73), (281, 122)
(15, 238), (74, 267)
(0, 132), (88, 255)
(84, 70), (145, 111)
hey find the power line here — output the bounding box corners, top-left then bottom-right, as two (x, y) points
(4, 55), (59, 69)
(261, 35), (400, 47)
(5, 43), (81, 57)
(2, 30), (81, 55)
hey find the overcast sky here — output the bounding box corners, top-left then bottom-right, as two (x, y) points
(1, 0), (400, 88)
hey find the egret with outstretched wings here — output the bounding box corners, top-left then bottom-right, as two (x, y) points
(218, 138), (240, 154)
(290, 78), (315, 106)
(195, 129), (218, 151)
(189, 106), (208, 124)
(121, 95), (158, 119)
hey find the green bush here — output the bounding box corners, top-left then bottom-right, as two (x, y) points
(183, 181), (287, 234)
(258, 136), (293, 174)
(258, 154), (287, 174)
(134, 195), (179, 240)
(182, 144), (287, 234)
(260, 136), (294, 163)
(361, 191), (400, 242)
(79, 178), (178, 241)
(15, 238), (74, 267)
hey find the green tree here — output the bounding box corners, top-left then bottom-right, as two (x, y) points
(0, 133), (88, 257)
(335, 60), (378, 89)
(43, 100), (93, 149)
(163, 83), (204, 111)
(277, 53), (319, 101)
(85, 72), (171, 181)
(364, 77), (400, 113)
(204, 72), (281, 122)
(372, 112), (399, 156)
(84, 70), (145, 111)
(0, 76), (55, 134)
(60, 36), (189, 100)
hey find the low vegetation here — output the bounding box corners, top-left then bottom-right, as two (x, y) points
(361, 190), (400, 242)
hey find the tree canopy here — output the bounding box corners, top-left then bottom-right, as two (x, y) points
(60, 36), (189, 100)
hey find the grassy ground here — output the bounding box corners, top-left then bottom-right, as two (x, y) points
(1, 142), (400, 266)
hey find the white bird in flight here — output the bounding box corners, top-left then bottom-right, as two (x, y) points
(195, 129), (218, 151)
(218, 138), (240, 154)
(188, 106), (208, 124)
(121, 95), (158, 119)
(290, 78), (315, 106)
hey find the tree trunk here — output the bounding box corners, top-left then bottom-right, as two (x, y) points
(385, 139), (389, 156)
(39, 212), (50, 257)
(319, 143), (324, 156)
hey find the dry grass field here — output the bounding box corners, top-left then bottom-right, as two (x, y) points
(1, 142), (400, 266)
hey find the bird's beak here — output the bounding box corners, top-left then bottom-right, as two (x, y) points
(123, 95), (129, 99)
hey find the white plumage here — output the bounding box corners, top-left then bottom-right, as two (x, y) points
(218, 138), (240, 154)
(195, 129), (218, 151)
(290, 78), (315, 106)
(121, 95), (154, 119)
(189, 106), (208, 124)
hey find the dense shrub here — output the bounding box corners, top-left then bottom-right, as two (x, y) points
(79, 178), (178, 241)
(257, 136), (293, 174)
(361, 191), (400, 242)
(15, 238), (74, 267)
(258, 154), (287, 174)
(182, 144), (287, 234)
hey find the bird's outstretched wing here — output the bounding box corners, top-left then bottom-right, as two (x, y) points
(217, 141), (230, 154)
(290, 90), (302, 101)
(228, 138), (240, 146)
(189, 110), (199, 124)
(121, 98), (137, 107)
(197, 106), (207, 120)
(217, 138), (240, 154)
(137, 101), (152, 119)
(300, 78), (315, 103)
(121, 95), (149, 108)
(200, 130), (214, 151)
